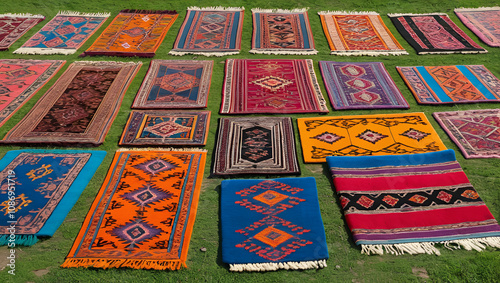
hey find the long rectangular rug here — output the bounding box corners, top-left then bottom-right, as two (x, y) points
(2, 61), (142, 146)
(297, 113), (447, 163)
(62, 149), (206, 270)
(169, 7), (244, 56)
(455, 7), (500, 47)
(397, 65), (500, 104)
(0, 59), (65, 128)
(119, 110), (210, 146)
(319, 61), (409, 109)
(132, 60), (213, 109)
(0, 13), (44, 51)
(13, 11), (110, 55)
(327, 150), (500, 255)
(433, 109), (500, 158)
(81, 9), (178, 57)
(250, 8), (317, 55)
(221, 177), (328, 271)
(318, 11), (407, 56)
(221, 59), (328, 114)
(0, 149), (106, 246)
(388, 13), (487, 54)
(213, 117), (299, 176)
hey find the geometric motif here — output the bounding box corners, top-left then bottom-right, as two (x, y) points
(13, 12), (109, 55)
(389, 13), (486, 54)
(250, 9), (317, 55)
(0, 14), (44, 51)
(318, 11), (408, 56)
(434, 109), (500, 158)
(297, 113), (447, 163)
(169, 7), (244, 56)
(241, 126), (273, 163)
(221, 59), (328, 114)
(62, 150), (207, 270)
(455, 7), (500, 47)
(313, 132), (343, 144)
(82, 10), (178, 57)
(320, 61), (409, 110)
(397, 65), (500, 104)
(132, 60), (213, 109)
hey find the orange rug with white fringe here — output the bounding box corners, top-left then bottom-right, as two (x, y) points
(61, 149), (206, 270)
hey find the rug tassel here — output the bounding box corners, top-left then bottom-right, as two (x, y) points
(251, 8), (309, 13)
(0, 234), (38, 246)
(117, 147), (207, 152)
(13, 47), (77, 55)
(61, 258), (184, 270)
(388, 12), (449, 17)
(455, 7), (500, 12)
(57, 11), (110, 17)
(318, 10), (380, 15)
(249, 49), (318, 55)
(330, 51), (409, 56)
(187, 6), (245, 11)
(168, 50), (240, 57)
(0, 13), (44, 18)
(229, 260), (326, 272)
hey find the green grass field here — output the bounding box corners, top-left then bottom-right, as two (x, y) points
(1, 0), (500, 282)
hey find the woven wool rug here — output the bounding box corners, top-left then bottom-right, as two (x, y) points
(0, 13), (44, 51)
(327, 150), (500, 255)
(213, 117), (299, 176)
(297, 112), (447, 163)
(318, 11), (407, 56)
(0, 149), (106, 246)
(169, 7), (244, 56)
(455, 7), (500, 47)
(0, 59), (64, 128)
(132, 60), (213, 109)
(2, 61), (142, 146)
(221, 177), (328, 271)
(119, 110), (210, 146)
(388, 13), (487, 54)
(250, 8), (317, 55)
(221, 59), (328, 114)
(319, 61), (409, 110)
(397, 65), (500, 104)
(434, 109), (500, 158)
(13, 11), (109, 55)
(82, 10), (178, 57)
(62, 149), (206, 270)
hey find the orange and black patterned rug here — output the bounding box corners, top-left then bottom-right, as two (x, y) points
(62, 149), (206, 270)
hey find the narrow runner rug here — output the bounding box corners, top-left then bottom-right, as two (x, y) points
(0, 59), (64, 128)
(318, 11), (407, 56)
(319, 61), (409, 109)
(327, 150), (500, 255)
(433, 109), (500, 158)
(397, 65), (500, 104)
(119, 110), (210, 146)
(132, 60), (213, 109)
(62, 149), (206, 270)
(221, 177), (328, 271)
(455, 7), (500, 47)
(221, 59), (328, 114)
(0, 13), (44, 51)
(250, 8), (317, 55)
(2, 61), (142, 146)
(0, 149), (106, 246)
(169, 7), (244, 57)
(81, 10), (178, 57)
(213, 117), (300, 176)
(13, 11), (109, 55)
(388, 13), (487, 54)
(297, 112), (447, 163)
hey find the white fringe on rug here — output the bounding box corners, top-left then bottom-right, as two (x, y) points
(187, 6), (245, 11)
(251, 8), (309, 13)
(13, 47), (77, 55)
(318, 11), (379, 15)
(331, 50), (408, 56)
(117, 147), (207, 152)
(230, 260), (327, 272)
(455, 7), (500, 12)
(0, 13), (44, 18)
(361, 237), (500, 256)
(418, 50), (488, 54)
(249, 49), (318, 55)
(168, 50), (240, 57)
(56, 11), (110, 17)
(388, 13), (448, 17)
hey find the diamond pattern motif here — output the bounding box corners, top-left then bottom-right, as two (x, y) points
(251, 76), (293, 91)
(133, 158), (177, 176)
(357, 129), (388, 144)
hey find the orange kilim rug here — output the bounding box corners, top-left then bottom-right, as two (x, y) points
(61, 149), (206, 270)
(297, 112), (447, 163)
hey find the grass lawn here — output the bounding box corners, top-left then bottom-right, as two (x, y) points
(1, 0), (500, 282)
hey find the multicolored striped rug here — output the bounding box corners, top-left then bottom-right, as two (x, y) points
(327, 150), (500, 255)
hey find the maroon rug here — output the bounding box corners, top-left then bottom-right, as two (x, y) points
(0, 13), (44, 50)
